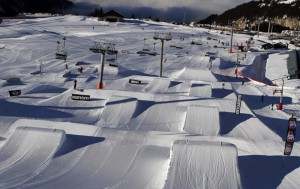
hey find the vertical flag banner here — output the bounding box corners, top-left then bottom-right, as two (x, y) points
(284, 116), (297, 155)
(235, 94), (242, 115)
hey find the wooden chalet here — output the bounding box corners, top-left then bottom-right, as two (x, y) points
(99, 10), (124, 22)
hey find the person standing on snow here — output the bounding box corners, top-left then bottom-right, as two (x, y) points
(74, 79), (77, 89)
(222, 80), (225, 89)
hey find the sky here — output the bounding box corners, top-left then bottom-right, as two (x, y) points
(68, 0), (252, 22)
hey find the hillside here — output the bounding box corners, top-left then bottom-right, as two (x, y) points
(200, 0), (300, 31)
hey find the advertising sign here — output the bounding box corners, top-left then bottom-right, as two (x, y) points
(284, 117), (297, 155)
(71, 94), (90, 101)
(129, 79), (142, 85)
(108, 63), (118, 67)
(9, 90), (21, 97)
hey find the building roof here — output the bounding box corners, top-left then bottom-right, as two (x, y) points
(102, 10), (124, 18)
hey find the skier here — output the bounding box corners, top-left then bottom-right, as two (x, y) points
(74, 79), (77, 89)
(222, 80), (225, 89)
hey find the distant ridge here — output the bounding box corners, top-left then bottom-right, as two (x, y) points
(199, 0), (300, 32)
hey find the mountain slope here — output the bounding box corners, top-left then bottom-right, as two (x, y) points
(200, 0), (300, 30)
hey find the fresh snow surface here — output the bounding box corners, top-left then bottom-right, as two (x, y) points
(184, 105), (219, 135)
(278, 0), (297, 4)
(164, 141), (241, 189)
(0, 16), (300, 188)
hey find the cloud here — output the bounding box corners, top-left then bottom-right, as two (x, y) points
(68, 0), (251, 22)
(71, 0), (250, 13)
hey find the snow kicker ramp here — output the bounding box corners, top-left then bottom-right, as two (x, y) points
(189, 83), (212, 98)
(20, 128), (170, 189)
(0, 127), (65, 187)
(146, 78), (192, 96)
(166, 80), (191, 96)
(128, 101), (186, 132)
(98, 95), (138, 128)
(145, 78), (171, 94)
(187, 55), (211, 70)
(38, 89), (107, 125)
(184, 105), (220, 135)
(164, 141), (241, 189)
(178, 68), (217, 82)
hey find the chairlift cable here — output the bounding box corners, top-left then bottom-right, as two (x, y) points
(15, 24), (92, 49)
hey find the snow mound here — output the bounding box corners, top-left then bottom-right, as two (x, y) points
(0, 127), (65, 187)
(184, 105), (220, 135)
(166, 80), (191, 96)
(178, 68), (217, 82)
(240, 54), (273, 85)
(99, 95), (138, 128)
(189, 83), (212, 97)
(187, 55), (211, 69)
(145, 78), (171, 94)
(20, 128), (155, 189)
(38, 89), (107, 124)
(164, 141), (241, 189)
(265, 53), (289, 83)
(107, 76), (150, 92)
(128, 101), (186, 132)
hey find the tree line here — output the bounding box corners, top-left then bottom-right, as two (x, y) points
(0, 0), (73, 16)
(199, 0), (300, 31)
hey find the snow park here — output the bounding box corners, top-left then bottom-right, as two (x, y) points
(0, 15), (300, 189)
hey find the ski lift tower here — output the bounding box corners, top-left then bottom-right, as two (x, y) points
(273, 75), (290, 110)
(56, 37), (68, 61)
(90, 42), (118, 89)
(229, 21), (235, 53)
(234, 53), (245, 78)
(153, 32), (172, 77)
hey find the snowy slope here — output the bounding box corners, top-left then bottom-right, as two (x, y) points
(164, 141), (241, 189)
(0, 15), (300, 189)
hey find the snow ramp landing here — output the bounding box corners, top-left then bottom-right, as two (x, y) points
(184, 105), (220, 135)
(164, 141), (241, 189)
(0, 127), (65, 187)
(178, 68), (217, 82)
(145, 78), (192, 96)
(98, 95), (138, 128)
(145, 78), (171, 94)
(189, 83), (212, 98)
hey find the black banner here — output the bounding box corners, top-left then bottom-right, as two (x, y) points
(71, 94), (90, 101)
(129, 79), (141, 85)
(284, 117), (297, 155)
(9, 90), (21, 97)
(108, 63), (118, 67)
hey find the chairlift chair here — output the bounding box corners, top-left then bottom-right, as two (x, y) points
(142, 44), (151, 52)
(56, 50), (68, 60)
(55, 38), (68, 61)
